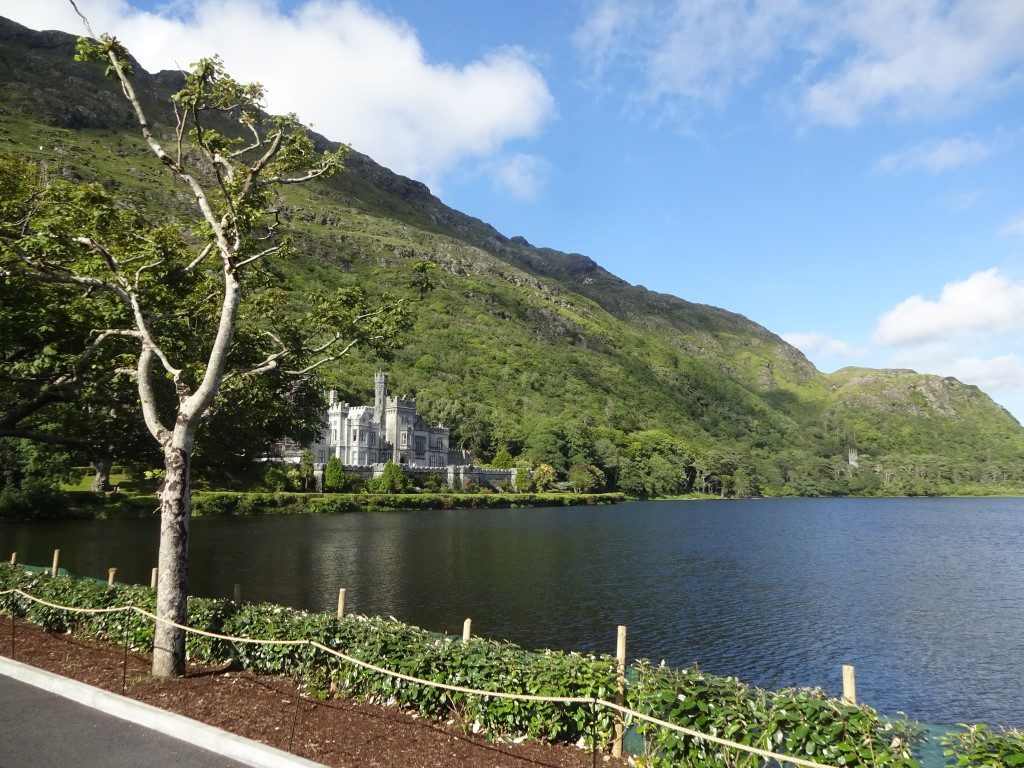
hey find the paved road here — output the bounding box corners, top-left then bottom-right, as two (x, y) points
(0, 675), (249, 768)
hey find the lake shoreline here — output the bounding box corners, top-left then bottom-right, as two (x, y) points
(7, 486), (1024, 522)
(2, 497), (1022, 727)
(1, 489), (628, 522)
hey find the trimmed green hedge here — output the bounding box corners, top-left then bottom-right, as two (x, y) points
(7, 565), (1018, 765)
(194, 490), (625, 516)
(630, 661), (921, 766)
(49, 490), (626, 519)
(940, 724), (1024, 767)
(0, 563), (615, 746)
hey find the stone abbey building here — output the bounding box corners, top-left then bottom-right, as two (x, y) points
(311, 372), (454, 468)
(277, 372), (515, 489)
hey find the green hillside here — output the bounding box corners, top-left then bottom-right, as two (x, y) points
(2, 15), (1022, 497)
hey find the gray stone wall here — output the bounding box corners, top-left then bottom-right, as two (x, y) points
(446, 465), (516, 490)
(312, 462), (516, 492)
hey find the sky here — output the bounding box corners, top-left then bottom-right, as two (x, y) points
(7, 0), (1024, 420)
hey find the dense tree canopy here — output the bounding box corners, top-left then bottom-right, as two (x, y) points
(2, 17), (426, 677)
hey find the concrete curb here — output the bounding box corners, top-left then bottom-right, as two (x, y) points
(0, 654), (327, 768)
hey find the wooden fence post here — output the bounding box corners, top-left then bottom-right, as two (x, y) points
(613, 625), (627, 758)
(9, 552), (15, 566)
(150, 567), (158, 589)
(462, 618), (472, 643)
(842, 665), (857, 705)
(233, 583), (242, 605)
(337, 588), (346, 619)
(51, 549), (60, 578)
(107, 568), (117, 587)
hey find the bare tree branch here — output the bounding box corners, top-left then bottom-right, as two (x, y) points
(136, 346), (170, 444)
(73, 235), (120, 275)
(71, 6), (237, 273)
(222, 330), (288, 381)
(259, 165), (335, 186)
(184, 242), (214, 272)
(237, 129), (283, 202)
(134, 258), (163, 288)
(284, 337), (361, 376)
(12, 245), (131, 304)
(229, 121), (264, 158)
(234, 244), (283, 269)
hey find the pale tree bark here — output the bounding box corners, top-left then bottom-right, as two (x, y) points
(68, 3), (361, 677)
(64, 2), (245, 676)
(152, 441), (191, 677)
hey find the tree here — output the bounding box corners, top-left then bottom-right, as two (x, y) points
(2, 152), (329, 492)
(514, 462), (533, 492)
(375, 461), (406, 494)
(567, 463), (602, 493)
(0, 439), (75, 520)
(490, 447), (515, 469)
(263, 464), (289, 491)
(3, 13), (425, 677)
(298, 450), (314, 491)
(523, 419), (567, 474)
(0, 154), (157, 491)
(323, 456), (345, 491)
(618, 430), (693, 497)
(533, 463), (556, 492)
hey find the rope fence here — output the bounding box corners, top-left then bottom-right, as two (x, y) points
(0, 584), (842, 768)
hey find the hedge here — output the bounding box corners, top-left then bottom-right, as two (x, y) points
(3, 564), (1020, 766)
(40, 490), (627, 520)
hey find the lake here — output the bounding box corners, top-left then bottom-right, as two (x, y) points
(1, 496), (1022, 727)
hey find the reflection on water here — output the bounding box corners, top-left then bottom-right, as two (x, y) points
(2, 497), (1022, 726)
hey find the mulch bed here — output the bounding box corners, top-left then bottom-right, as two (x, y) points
(0, 617), (628, 768)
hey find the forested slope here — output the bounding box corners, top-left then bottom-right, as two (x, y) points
(2, 15), (1022, 496)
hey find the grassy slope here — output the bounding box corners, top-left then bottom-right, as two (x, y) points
(2, 15), (1023, 489)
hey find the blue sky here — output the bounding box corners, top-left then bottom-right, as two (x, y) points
(9, 0), (1024, 419)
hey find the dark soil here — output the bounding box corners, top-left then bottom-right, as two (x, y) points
(1, 618), (627, 768)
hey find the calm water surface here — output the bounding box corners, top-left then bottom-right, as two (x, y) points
(2, 497), (1022, 726)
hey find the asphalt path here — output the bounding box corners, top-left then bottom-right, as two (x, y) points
(0, 675), (249, 768)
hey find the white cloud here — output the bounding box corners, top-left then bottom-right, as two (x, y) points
(488, 154), (551, 201)
(872, 137), (993, 175)
(573, 0), (1024, 127)
(1000, 214), (1024, 237)
(884, 340), (1024, 393)
(874, 268), (1024, 346)
(572, 0), (641, 82)
(872, 269), (1024, 419)
(942, 189), (987, 212)
(944, 354), (1024, 391)
(5, 0), (555, 190)
(782, 332), (864, 360)
(802, 1), (1024, 128)
(644, 0), (808, 112)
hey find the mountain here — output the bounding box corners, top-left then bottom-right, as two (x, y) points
(2, 15), (1022, 496)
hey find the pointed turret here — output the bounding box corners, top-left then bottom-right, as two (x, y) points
(374, 371), (388, 429)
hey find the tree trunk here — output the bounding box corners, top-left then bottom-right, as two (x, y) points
(152, 444), (191, 678)
(90, 454), (114, 493)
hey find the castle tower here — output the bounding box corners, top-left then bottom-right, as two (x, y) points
(374, 371), (388, 428)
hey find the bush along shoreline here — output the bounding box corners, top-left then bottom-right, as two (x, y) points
(3, 565), (1021, 766)
(1, 490), (627, 521)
